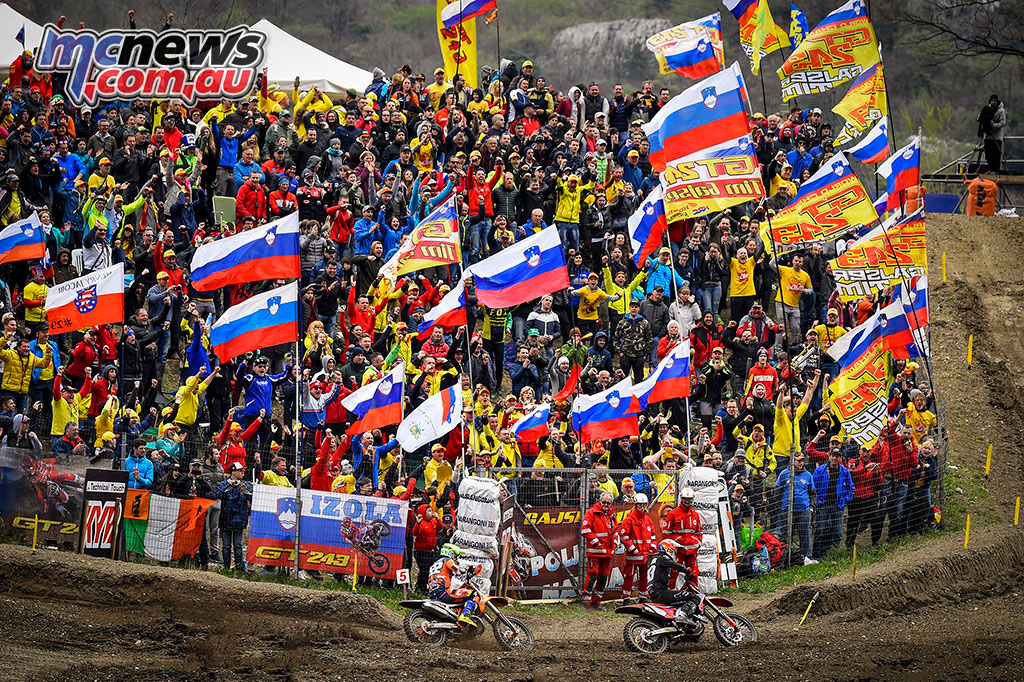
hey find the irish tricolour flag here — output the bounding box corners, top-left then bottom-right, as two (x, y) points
(124, 490), (215, 562)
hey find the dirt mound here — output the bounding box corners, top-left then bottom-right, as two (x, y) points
(756, 525), (1024, 621)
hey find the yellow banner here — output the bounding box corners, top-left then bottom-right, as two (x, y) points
(777, 0), (879, 101)
(832, 62), (887, 146)
(827, 343), (892, 447)
(751, 0), (788, 75)
(830, 212), (926, 302)
(660, 136), (765, 222)
(437, 0), (478, 90)
(761, 153), (878, 250)
(395, 201), (462, 276)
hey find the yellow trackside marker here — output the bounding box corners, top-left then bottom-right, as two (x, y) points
(799, 591), (820, 626)
(985, 444), (992, 476)
(851, 545), (857, 581)
(352, 550), (359, 591)
(32, 514), (39, 553)
(964, 514), (971, 548)
(1015, 497), (1020, 526)
(941, 252), (947, 284)
(967, 335), (973, 369)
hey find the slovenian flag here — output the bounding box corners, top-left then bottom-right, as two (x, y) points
(572, 378), (640, 444)
(342, 362), (405, 436)
(468, 225), (569, 308)
(828, 274), (930, 368)
(441, 0), (497, 29)
(512, 402), (551, 442)
(642, 63), (751, 172)
(396, 384), (463, 451)
(877, 136), (921, 212)
(0, 212), (45, 265)
(189, 213), (300, 291)
(417, 275), (467, 339)
(124, 490), (216, 562)
(633, 339), (691, 409)
(662, 33), (721, 79)
(848, 115), (889, 164)
(209, 283), (298, 362)
(629, 186), (668, 267)
(45, 263), (124, 334)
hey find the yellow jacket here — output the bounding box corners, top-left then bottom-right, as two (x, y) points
(604, 267), (647, 315)
(1, 347), (51, 394)
(554, 176), (595, 224)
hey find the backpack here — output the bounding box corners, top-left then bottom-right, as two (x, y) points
(754, 531), (787, 569)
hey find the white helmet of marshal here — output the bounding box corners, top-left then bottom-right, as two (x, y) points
(680, 487), (696, 500)
(633, 493), (649, 505)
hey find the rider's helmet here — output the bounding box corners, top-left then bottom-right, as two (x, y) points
(181, 133), (197, 148)
(340, 516), (354, 531)
(659, 538), (678, 555)
(439, 543), (462, 560)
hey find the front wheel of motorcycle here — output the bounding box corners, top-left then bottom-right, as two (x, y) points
(713, 612), (758, 647)
(623, 617), (669, 654)
(403, 609), (447, 646)
(493, 615), (535, 651)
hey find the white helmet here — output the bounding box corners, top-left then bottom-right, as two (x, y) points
(633, 493), (649, 505)
(680, 487), (696, 500)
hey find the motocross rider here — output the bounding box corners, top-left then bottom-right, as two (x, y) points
(648, 539), (700, 627)
(427, 543), (482, 628)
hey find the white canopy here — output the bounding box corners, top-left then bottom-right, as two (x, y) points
(0, 3), (44, 79)
(252, 19), (373, 99)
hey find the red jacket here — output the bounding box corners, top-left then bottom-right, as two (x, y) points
(327, 204), (355, 245)
(870, 421), (919, 482)
(663, 504), (702, 554)
(236, 181), (268, 221)
(217, 417), (262, 471)
(66, 341), (98, 380)
(412, 511), (442, 551)
(689, 323), (723, 369)
(581, 501), (616, 557)
(268, 190), (297, 218)
(848, 457), (883, 500)
(617, 508), (656, 563)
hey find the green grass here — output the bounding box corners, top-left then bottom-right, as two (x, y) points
(943, 464), (1000, 527)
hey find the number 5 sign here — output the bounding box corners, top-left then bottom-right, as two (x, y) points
(396, 568), (410, 585)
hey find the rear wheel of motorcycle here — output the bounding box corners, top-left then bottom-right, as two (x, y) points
(713, 612), (757, 646)
(493, 615), (535, 651)
(403, 609), (447, 646)
(623, 617), (669, 654)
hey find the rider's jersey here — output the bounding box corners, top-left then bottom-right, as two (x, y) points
(427, 557), (459, 593)
(647, 551), (689, 594)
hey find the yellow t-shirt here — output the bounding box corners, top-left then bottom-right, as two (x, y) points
(775, 265), (811, 308)
(905, 404), (937, 444)
(332, 473), (357, 493)
(425, 458), (453, 490)
(812, 323), (847, 351)
(729, 257), (756, 298)
(773, 402), (809, 462)
(410, 137), (435, 172)
(425, 82), (450, 111)
(574, 286), (611, 321)
(87, 173), (116, 195)
(23, 281), (49, 323)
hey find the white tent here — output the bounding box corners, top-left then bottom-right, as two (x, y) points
(0, 3), (44, 79)
(252, 19), (373, 99)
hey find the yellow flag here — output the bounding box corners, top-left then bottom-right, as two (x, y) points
(832, 61), (887, 146)
(751, 0), (788, 75)
(436, 0), (478, 89)
(829, 210), (926, 302)
(828, 345), (891, 447)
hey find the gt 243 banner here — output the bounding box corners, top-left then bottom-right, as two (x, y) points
(248, 484), (409, 579)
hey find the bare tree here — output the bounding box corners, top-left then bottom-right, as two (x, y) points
(896, 0), (1024, 67)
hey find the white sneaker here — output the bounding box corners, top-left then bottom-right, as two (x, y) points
(297, 570), (311, 580)
(803, 557), (819, 565)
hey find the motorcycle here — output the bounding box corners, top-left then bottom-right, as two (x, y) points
(341, 517), (392, 575)
(616, 589), (757, 654)
(400, 591), (535, 651)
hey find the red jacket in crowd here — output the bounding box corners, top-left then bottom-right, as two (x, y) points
(412, 506), (442, 551)
(617, 507), (656, 564)
(581, 501), (616, 557)
(236, 181), (268, 222)
(663, 504), (702, 553)
(870, 420), (919, 482)
(217, 416), (262, 471)
(848, 456), (884, 500)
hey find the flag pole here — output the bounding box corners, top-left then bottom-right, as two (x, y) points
(462, 297), (475, 479)
(293, 337), (303, 579)
(662, 228), (684, 444)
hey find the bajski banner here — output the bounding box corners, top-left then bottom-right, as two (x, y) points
(33, 24), (266, 106)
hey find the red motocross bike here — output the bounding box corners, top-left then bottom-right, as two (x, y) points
(615, 588), (758, 654)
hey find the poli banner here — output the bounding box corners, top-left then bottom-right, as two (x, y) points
(827, 345), (892, 446)
(248, 484), (408, 579)
(646, 14), (725, 76)
(777, 0), (879, 101)
(660, 135), (764, 222)
(830, 211), (926, 302)
(436, 0), (478, 89)
(832, 61), (887, 146)
(762, 152), (878, 250)
(394, 198), (462, 276)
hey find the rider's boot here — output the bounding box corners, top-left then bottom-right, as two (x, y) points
(673, 602), (697, 628)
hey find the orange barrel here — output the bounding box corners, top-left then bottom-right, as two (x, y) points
(965, 178), (998, 216)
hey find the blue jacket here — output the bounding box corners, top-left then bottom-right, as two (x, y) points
(30, 339), (61, 382)
(812, 463), (855, 510)
(786, 149), (813, 179)
(235, 361), (291, 417)
(622, 162), (644, 194)
(125, 454), (155, 489)
(644, 257), (684, 296)
(233, 160), (265, 188)
(775, 468), (814, 512)
(352, 217), (381, 255)
(216, 479), (253, 530)
(211, 119), (257, 168)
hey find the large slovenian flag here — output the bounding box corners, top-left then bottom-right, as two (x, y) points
(190, 213), (300, 291)
(662, 33), (721, 79)
(642, 63), (751, 172)
(877, 136), (921, 211)
(45, 262), (124, 334)
(848, 115), (889, 164)
(441, 0), (497, 29)
(512, 402), (551, 442)
(124, 490), (215, 562)
(629, 185), (668, 267)
(397, 384), (462, 451)
(209, 283), (299, 362)
(0, 212), (44, 265)
(468, 225), (569, 307)
(828, 274), (930, 368)
(417, 275), (467, 339)
(342, 362), (405, 436)
(633, 339), (691, 409)
(572, 378), (640, 444)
